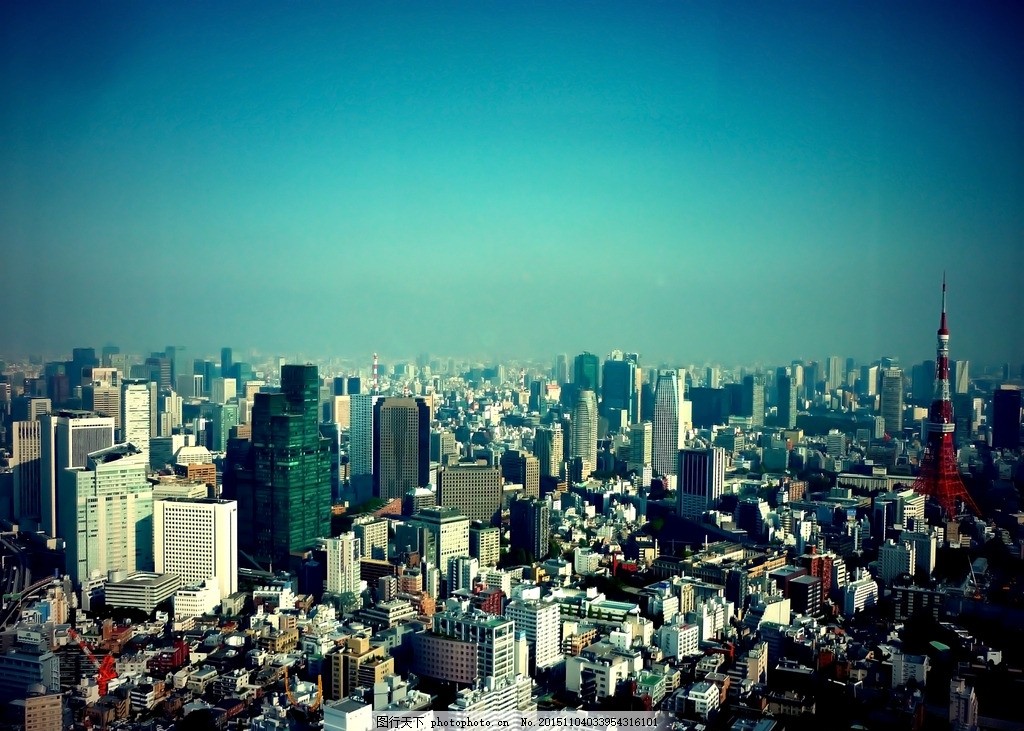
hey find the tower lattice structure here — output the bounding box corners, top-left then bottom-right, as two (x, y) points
(913, 276), (980, 517)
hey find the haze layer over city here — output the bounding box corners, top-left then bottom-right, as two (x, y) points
(2, 2), (1023, 364)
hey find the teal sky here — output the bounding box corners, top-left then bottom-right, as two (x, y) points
(2, 1), (1022, 367)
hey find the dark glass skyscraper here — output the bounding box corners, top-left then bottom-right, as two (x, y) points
(236, 364), (331, 570)
(601, 358), (635, 423)
(373, 397), (430, 500)
(573, 352), (600, 394)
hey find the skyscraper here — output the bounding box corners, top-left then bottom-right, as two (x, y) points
(40, 411), (115, 536)
(742, 374), (765, 426)
(573, 352), (600, 393)
(532, 424), (564, 480)
(349, 394), (379, 502)
(992, 386), (1022, 450)
(220, 347), (233, 379)
(880, 367), (904, 436)
(11, 421), (42, 527)
(777, 371), (797, 429)
(627, 421), (652, 475)
(58, 444), (153, 585)
(437, 464), (502, 523)
(652, 370), (683, 485)
(952, 361), (970, 395)
(601, 357), (635, 426)
(236, 364), (331, 570)
(677, 447), (726, 520)
(121, 380), (157, 464)
(373, 397), (430, 501)
(500, 449), (540, 499)
(154, 497), (238, 601)
(826, 355), (844, 393)
(570, 389), (598, 480)
(82, 383), (121, 430)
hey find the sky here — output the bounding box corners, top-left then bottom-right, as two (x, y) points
(1, 1), (1022, 368)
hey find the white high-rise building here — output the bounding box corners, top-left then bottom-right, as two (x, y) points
(505, 593), (562, 670)
(652, 370), (684, 488)
(952, 361), (970, 395)
(677, 446), (726, 520)
(323, 532), (364, 600)
(571, 390), (598, 480)
(121, 380), (156, 465)
(58, 443), (153, 585)
(40, 411), (115, 536)
(154, 497), (238, 600)
(210, 377), (237, 405)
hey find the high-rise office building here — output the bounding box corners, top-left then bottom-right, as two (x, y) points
(430, 429), (459, 465)
(992, 386), (1022, 449)
(220, 348), (233, 380)
(688, 387), (730, 429)
(154, 497), (238, 600)
(82, 383), (121, 430)
(509, 498), (550, 562)
(373, 397), (430, 500)
(437, 464), (502, 523)
(742, 374), (766, 426)
(399, 507), (470, 572)
(826, 356), (844, 393)
(500, 449), (539, 499)
(952, 361), (970, 395)
(210, 377), (236, 405)
(570, 390), (598, 480)
(677, 447), (726, 520)
(911, 361), (936, 406)
(573, 352), (600, 393)
(11, 421), (42, 527)
(235, 364), (331, 570)
(58, 444), (153, 585)
(777, 371), (797, 429)
(121, 380), (157, 464)
(40, 411), (115, 536)
(880, 368), (904, 436)
(532, 425), (563, 480)
(652, 370), (684, 485)
(349, 394), (379, 501)
(601, 358), (635, 425)
(627, 421), (652, 474)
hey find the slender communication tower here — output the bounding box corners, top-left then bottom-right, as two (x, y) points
(372, 352), (379, 395)
(913, 276), (980, 516)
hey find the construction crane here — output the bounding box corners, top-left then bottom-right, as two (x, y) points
(67, 628), (117, 697)
(283, 665), (323, 713)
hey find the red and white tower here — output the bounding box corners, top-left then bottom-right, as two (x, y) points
(913, 276), (980, 516)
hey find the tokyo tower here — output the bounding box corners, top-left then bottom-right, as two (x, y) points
(913, 276), (980, 516)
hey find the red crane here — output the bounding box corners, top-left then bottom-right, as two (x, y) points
(67, 628), (117, 697)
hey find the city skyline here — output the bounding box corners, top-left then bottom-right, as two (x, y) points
(2, 2), (1022, 365)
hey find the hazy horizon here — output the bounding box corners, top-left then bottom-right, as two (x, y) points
(2, 2), (1022, 368)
